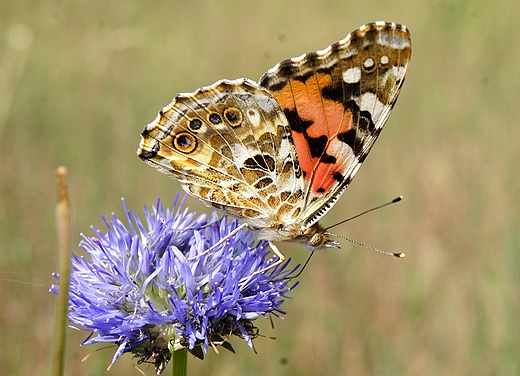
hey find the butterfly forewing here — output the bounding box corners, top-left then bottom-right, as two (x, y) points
(259, 21), (411, 226)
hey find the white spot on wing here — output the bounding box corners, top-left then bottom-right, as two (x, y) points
(247, 108), (260, 126)
(392, 65), (407, 80)
(363, 57), (374, 69)
(343, 67), (361, 83)
(254, 93), (279, 114)
(376, 33), (390, 47)
(338, 33), (353, 46)
(360, 92), (388, 125)
(327, 138), (355, 162)
(231, 143), (252, 165)
(317, 45), (332, 56)
(291, 53), (307, 64)
(380, 55), (389, 64)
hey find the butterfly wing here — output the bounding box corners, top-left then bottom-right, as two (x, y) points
(259, 21), (411, 228)
(137, 78), (306, 230)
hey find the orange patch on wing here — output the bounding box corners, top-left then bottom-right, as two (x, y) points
(291, 131), (313, 180)
(313, 165), (340, 192)
(312, 140), (352, 192)
(270, 73), (355, 194)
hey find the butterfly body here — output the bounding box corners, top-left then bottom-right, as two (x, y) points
(137, 21), (411, 252)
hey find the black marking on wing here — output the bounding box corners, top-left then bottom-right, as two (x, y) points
(243, 154), (276, 172)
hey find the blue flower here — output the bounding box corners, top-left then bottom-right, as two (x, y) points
(53, 194), (299, 373)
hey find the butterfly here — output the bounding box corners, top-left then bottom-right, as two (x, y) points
(137, 21), (411, 265)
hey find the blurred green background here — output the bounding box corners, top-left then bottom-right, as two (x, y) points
(1, 0), (519, 375)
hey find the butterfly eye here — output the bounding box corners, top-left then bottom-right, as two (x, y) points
(223, 107), (243, 127)
(208, 113), (222, 124)
(173, 132), (197, 154)
(309, 232), (325, 248)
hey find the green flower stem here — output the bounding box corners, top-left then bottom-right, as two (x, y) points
(52, 167), (72, 376)
(172, 349), (187, 376)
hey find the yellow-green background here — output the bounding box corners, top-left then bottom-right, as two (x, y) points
(1, 0), (519, 375)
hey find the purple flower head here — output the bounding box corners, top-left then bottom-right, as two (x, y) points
(56, 194), (299, 374)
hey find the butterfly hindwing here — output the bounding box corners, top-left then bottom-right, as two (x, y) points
(138, 78), (306, 229)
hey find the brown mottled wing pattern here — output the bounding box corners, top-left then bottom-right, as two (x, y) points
(259, 21), (411, 227)
(137, 78), (306, 231)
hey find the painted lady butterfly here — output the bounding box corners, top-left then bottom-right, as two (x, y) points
(137, 21), (411, 263)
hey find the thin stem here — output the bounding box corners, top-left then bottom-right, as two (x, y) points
(172, 349), (188, 376)
(51, 166), (72, 376)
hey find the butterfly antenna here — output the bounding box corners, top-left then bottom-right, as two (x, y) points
(326, 232), (405, 258)
(285, 196), (404, 280)
(324, 195), (403, 231)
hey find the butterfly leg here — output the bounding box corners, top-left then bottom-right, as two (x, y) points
(186, 222), (250, 261)
(185, 222), (286, 288)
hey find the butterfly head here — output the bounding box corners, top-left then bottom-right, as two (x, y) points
(300, 222), (341, 250)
